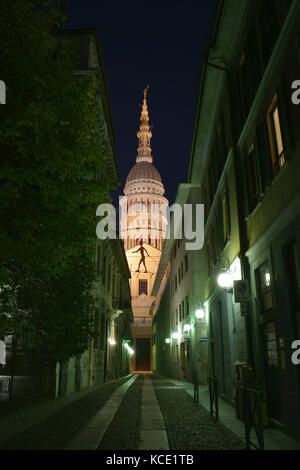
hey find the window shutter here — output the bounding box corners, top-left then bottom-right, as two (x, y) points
(277, 76), (293, 159)
(256, 118), (273, 190)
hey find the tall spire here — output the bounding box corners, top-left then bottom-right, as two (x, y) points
(136, 86), (153, 163)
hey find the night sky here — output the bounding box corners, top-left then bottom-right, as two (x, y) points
(63, 0), (216, 205)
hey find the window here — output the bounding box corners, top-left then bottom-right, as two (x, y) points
(257, 261), (273, 312)
(185, 295), (189, 316)
(139, 279), (148, 295)
(179, 303), (182, 322)
(176, 308), (178, 325)
(285, 242), (300, 308)
(208, 229), (216, 272)
(267, 95), (285, 174)
(181, 262), (184, 280)
(181, 300), (185, 319)
(175, 275), (177, 291)
(222, 189), (230, 243)
(246, 144), (261, 212)
(216, 204), (224, 254)
(178, 268), (181, 285)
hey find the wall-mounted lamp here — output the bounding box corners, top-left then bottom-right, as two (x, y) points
(183, 324), (191, 333)
(124, 342), (134, 355)
(172, 332), (179, 339)
(217, 257), (234, 290)
(195, 308), (205, 319)
(218, 271), (233, 289)
(108, 338), (116, 346)
(165, 338), (171, 344)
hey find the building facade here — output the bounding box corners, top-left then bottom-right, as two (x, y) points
(120, 88), (168, 372)
(0, 30), (133, 402)
(58, 30), (133, 397)
(153, 0), (300, 440)
(152, 185), (208, 384)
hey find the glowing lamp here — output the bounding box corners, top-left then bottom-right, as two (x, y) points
(183, 324), (191, 333)
(165, 338), (171, 344)
(195, 309), (205, 319)
(218, 271), (233, 290)
(124, 342), (134, 355)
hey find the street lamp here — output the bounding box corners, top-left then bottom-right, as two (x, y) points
(217, 271), (233, 289)
(124, 342), (134, 355)
(195, 308), (205, 319)
(217, 257), (234, 290)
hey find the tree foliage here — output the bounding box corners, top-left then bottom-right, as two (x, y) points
(0, 0), (115, 361)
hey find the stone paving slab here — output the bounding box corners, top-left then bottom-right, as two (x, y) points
(65, 374), (138, 450)
(141, 418), (166, 430)
(138, 375), (169, 450)
(139, 430), (169, 450)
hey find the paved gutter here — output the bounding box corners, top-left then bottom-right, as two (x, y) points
(139, 374), (169, 450)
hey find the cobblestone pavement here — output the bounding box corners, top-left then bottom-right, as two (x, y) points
(0, 376), (130, 450)
(150, 375), (245, 450)
(0, 374), (248, 450)
(97, 374), (144, 450)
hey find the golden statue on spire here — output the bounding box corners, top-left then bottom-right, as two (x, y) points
(144, 85), (149, 98)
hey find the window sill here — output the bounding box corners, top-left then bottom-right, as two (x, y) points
(245, 161), (289, 221)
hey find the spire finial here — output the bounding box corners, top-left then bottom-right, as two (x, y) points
(136, 86), (152, 163)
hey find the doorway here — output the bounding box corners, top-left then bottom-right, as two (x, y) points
(135, 338), (151, 371)
(180, 342), (185, 379)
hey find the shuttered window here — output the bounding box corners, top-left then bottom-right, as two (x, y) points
(139, 279), (148, 295)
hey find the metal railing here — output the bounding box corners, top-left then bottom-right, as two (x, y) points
(242, 386), (264, 450)
(208, 375), (219, 420)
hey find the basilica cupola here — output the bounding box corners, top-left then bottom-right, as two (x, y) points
(124, 87), (166, 198)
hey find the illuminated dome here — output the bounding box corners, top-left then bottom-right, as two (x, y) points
(121, 87), (168, 246)
(126, 162), (162, 184)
